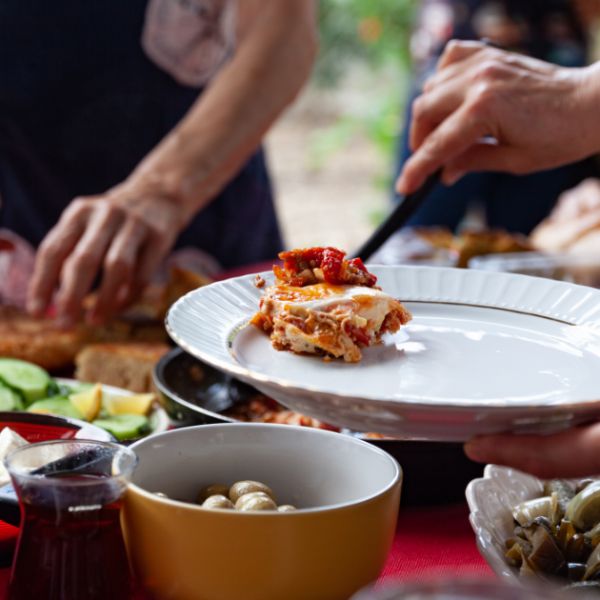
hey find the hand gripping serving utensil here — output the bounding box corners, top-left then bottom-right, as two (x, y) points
(352, 40), (502, 262)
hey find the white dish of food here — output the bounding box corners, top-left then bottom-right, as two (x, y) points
(56, 379), (170, 441)
(466, 465), (600, 588)
(466, 465), (541, 580)
(166, 264), (600, 441)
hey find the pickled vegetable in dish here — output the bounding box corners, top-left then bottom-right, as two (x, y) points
(251, 247), (412, 363)
(505, 479), (600, 588)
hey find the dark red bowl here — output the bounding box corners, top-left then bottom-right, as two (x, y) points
(0, 411), (114, 561)
(0, 411), (114, 444)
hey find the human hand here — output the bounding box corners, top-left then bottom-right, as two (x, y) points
(545, 178), (600, 222)
(531, 178), (600, 252)
(27, 177), (189, 326)
(396, 40), (600, 195)
(464, 423), (600, 478)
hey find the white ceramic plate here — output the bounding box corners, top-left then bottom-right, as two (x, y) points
(166, 265), (600, 440)
(56, 378), (170, 440)
(465, 464), (543, 581)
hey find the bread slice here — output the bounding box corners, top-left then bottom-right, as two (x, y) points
(0, 306), (88, 371)
(75, 343), (170, 393)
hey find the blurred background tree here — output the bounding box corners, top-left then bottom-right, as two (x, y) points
(315, 0), (415, 85)
(309, 0), (416, 208)
(267, 1), (417, 249)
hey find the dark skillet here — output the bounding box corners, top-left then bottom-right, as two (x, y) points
(154, 348), (483, 506)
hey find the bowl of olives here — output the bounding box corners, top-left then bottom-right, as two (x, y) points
(123, 423), (402, 600)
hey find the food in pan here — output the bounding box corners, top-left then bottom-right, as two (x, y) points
(251, 247), (412, 363)
(505, 478), (600, 588)
(224, 394), (340, 431)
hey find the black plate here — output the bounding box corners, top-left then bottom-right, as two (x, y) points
(154, 348), (483, 506)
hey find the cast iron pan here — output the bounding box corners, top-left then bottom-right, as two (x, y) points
(154, 348), (483, 506)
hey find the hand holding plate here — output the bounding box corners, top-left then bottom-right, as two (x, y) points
(465, 423), (600, 479)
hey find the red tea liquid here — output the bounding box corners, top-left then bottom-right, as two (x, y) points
(9, 473), (133, 600)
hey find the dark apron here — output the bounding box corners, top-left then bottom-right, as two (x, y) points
(0, 0), (282, 269)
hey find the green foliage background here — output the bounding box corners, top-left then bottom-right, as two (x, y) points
(315, 0), (415, 85)
(309, 0), (416, 207)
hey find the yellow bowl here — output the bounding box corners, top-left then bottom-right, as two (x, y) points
(124, 423), (402, 600)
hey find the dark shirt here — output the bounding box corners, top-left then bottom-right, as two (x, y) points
(0, 0), (281, 268)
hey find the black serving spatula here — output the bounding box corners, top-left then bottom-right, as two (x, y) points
(351, 40), (504, 263)
(352, 169), (442, 261)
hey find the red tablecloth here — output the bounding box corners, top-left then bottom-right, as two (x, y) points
(0, 503), (493, 597)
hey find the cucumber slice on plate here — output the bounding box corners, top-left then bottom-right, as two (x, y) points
(0, 381), (23, 411)
(0, 359), (50, 404)
(27, 397), (83, 420)
(92, 415), (149, 441)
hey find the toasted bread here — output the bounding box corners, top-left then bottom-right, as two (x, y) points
(0, 306), (88, 371)
(75, 343), (170, 394)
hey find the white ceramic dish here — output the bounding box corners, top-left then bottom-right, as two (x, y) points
(166, 265), (600, 441)
(465, 464), (542, 581)
(56, 378), (170, 440)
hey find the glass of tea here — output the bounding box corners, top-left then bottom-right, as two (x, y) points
(5, 439), (137, 600)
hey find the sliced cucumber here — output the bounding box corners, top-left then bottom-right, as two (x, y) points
(27, 397), (83, 420)
(0, 381), (23, 411)
(45, 379), (61, 397)
(0, 359), (50, 404)
(92, 415), (149, 441)
(62, 381), (94, 395)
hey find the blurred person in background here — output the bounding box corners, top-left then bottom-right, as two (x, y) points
(393, 0), (600, 234)
(2, 1), (316, 326)
(395, 38), (600, 477)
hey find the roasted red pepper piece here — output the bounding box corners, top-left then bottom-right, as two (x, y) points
(320, 247), (345, 284)
(275, 247), (377, 287)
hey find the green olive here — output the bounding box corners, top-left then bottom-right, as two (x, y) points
(229, 480), (274, 503)
(202, 494), (235, 510)
(235, 492), (277, 511)
(277, 505), (296, 512)
(197, 483), (230, 504)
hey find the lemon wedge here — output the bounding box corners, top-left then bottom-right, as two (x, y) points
(69, 383), (103, 422)
(104, 393), (155, 416)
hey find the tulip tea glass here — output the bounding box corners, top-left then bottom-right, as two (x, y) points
(5, 440), (137, 600)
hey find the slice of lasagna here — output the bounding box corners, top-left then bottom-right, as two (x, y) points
(250, 247), (412, 363)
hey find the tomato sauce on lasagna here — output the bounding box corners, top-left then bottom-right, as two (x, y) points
(250, 247), (412, 362)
